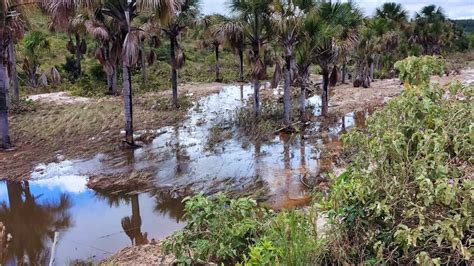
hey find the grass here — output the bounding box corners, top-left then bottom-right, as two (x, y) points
(234, 96), (315, 141)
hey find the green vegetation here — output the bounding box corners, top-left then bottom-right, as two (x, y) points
(162, 193), (270, 264)
(394, 55), (445, 86)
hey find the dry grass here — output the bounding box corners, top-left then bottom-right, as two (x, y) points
(1, 94), (193, 179)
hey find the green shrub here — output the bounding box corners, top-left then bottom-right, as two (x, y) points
(320, 81), (473, 264)
(242, 210), (325, 266)
(394, 56), (445, 86)
(162, 193), (270, 264)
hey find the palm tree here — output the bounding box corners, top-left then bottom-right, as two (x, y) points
(5, 8), (25, 104)
(201, 14), (226, 82)
(294, 39), (314, 122)
(375, 2), (408, 23)
(0, 0), (35, 149)
(104, 0), (140, 145)
(43, 0), (92, 79)
(85, 11), (121, 95)
(270, 0), (312, 126)
(305, 1), (363, 116)
(413, 5), (452, 55)
(211, 16), (245, 81)
(156, 0), (199, 108)
(229, 0), (273, 117)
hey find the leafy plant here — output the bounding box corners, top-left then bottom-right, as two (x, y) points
(394, 55), (445, 86)
(162, 193), (270, 264)
(321, 80), (473, 264)
(243, 209), (324, 266)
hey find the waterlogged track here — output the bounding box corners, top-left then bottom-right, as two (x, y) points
(1, 85), (369, 264)
(29, 85), (367, 208)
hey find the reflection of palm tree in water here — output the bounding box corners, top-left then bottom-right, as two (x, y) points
(240, 84), (244, 101)
(0, 181), (72, 265)
(121, 149), (149, 246)
(154, 192), (185, 223)
(121, 194), (149, 246)
(174, 126), (190, 175)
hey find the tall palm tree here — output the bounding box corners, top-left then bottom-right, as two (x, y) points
(305, 1), (363, 116)
(413, 5), (452, 55)
(155, 0), (199, 108)
(294, 38), (314, 122)
(211, 16), (245, 81)
(99, 0), (140, 145)
(201, 14), (225, 82)
(5, 7), (25, 104)
(230, 0), (273, 117)
(271, 0), (313, 126)
(0, 0), (34, 149)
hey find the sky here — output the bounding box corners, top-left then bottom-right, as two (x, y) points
(200, 0), (474, 20)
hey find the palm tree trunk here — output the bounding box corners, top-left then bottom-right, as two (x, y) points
(170, 35), (178, 108)
(113, 63), (118, 95)
(341, 62), (347, 84)
(74, 33), (82, 78)
(283, 56), (291, 125)
(140, 40), (147, 85)
(299, 84), (306, 122)
(369, 60), (375, 81)
(0, 52), (11, 149)
(7, 35), (19, 104)
(214, 44), (221, 82)
(253, 79), (260, 117)
(122, 64), (134, 145)
(321, 69), (329, 117)
(238, 49), (244, 82)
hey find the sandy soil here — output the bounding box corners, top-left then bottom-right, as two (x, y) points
(102, 244), (179, 266)
(27, 92), (92, 104)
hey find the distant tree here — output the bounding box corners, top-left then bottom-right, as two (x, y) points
(43, 0), (91, 79)
(270, 0), (312, 125)
(230, 0), (273, 117)
(413, 5), (453, 55)
(201, 14), (226, 82)
(211, 16), (245, 81)
(21, 31), (50, 88)
(155, 0), (200, 108)
(305, 1), (363, 116)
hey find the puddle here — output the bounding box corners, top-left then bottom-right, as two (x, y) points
(0, 180), (185, 265)
(3, 85), (370, 264)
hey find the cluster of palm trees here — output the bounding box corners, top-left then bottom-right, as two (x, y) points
(0, 1), (467, 149)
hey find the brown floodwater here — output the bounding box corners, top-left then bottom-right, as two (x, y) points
(1, 85), (370, 265)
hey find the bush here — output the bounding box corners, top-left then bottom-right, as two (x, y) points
(394, 56), (445, 86)
(242, 210), (325, 266)
(320, 80), (473, 264)
(162, 193), (270, 264)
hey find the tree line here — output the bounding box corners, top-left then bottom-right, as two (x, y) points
(0, 0), (471, 149)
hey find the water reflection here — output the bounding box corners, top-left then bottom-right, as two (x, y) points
(0, 179), (185, 265)
(0, 181), (72, 265)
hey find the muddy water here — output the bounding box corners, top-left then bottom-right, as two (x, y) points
(2, 85), (368, 264)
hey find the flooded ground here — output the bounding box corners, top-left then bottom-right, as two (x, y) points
(2, 85), (370, 264)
